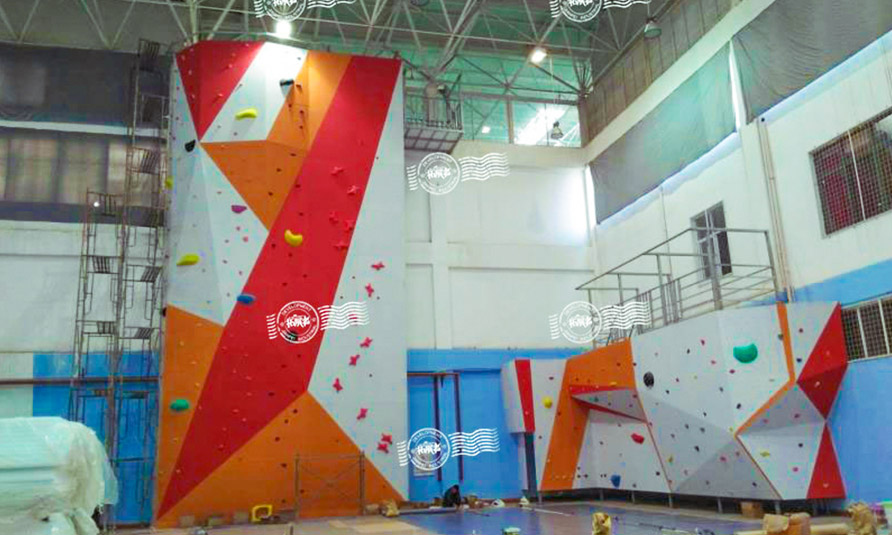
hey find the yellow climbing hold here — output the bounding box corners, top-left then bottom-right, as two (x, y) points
(284, 230), (304, 247)
(177, 254), (200, 266)
(667, 455), (674, 463)
(543, 396), (553, 409)
(164, 175), (173, 189)
(760, 450), (771, 458)
(609, 381), (618, 386)
(235, 108), (258, 120)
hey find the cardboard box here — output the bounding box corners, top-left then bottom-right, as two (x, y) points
(742, 501), (765, 519)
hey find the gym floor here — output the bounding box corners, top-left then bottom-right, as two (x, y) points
(124, 500), (835, 535)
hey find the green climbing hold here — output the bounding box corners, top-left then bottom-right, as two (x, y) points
(733, 343), (758, 364)
(170, 399), (190, 412)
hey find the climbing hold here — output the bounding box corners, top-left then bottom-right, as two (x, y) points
(349, 354), (360, 366)
(231, 204), (247, 214)
(236, 293), (256, 305)
(235, 108), (258, 120)
(347, 185), (360, 195)
(185, 140), (196, 152)
(631, 433), (645, 444)
(759, 449), (770, 458)
(667, 455), (674, 464)
(543, 396), (553, 409)
(284, 230), (304, 247)
(176, 254), (200, 266)
(365, 283), (375, 297)
(381, 433), (393, 444)
(334, 240), (349, 251)
(733, 343), (759, 364)
(170, 399), (190, 412)
(343, 219), (356, 231)
(372, 262), (385, 271)
(610, 474), (621, 488)
(328, 211), (339, 223)
(164, 176), (173, 189)
(331, 166), (344, 175)
(643, 372), (655, 388)
(377, 442), (389, 453)
(357, 408), (368, 420)
(333, 378), (343, 392)
(360, 337), (373, 348)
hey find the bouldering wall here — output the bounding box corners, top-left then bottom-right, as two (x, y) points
(501, 302), (847, 500)
(157, 41), (406, 526)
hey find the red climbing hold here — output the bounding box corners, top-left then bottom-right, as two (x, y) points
(349, 354), (360, 366)
(329, 211), (339, 223)
(331, 166), (344, 175)
(365, 284), (375, 297)
(343, 219), (356, 231)
(377, 442), (389, 453)
(631, 433), (645, 444)
(334, 240), (349, 251)
(333, 378), (343, 392)
(357, 408), (368, 420)
(360, 337), (372, 348)
(347, 185), (361, 195)
(371, 262), (385, 271)
(381, 433), (393, 444)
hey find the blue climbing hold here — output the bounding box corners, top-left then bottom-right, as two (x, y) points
(237, 293), (256, 305)
(610, 474), (621, 488)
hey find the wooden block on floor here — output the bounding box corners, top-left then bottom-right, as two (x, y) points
(742, 502), (765, 519)
(178, 515), (196, 528)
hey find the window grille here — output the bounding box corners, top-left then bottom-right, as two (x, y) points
(841, 295), (892, 361)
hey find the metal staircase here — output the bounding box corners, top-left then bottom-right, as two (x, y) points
(70, 39), (170, 530)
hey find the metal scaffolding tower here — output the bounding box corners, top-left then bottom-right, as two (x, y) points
(70, 39), (170, 530)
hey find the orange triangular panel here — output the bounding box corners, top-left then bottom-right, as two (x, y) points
(156, 307), (224, 504)
(807, 425), (845, 498)
(203, 141), (306, 230)
(156, 392), (402, 527)
(176, 41), (264, 140)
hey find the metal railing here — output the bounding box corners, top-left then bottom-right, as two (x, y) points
(405, 91), (463, 132)
(577, 227), (780, 345)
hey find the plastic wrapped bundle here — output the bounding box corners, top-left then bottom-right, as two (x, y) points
(0, 418), (117, 535)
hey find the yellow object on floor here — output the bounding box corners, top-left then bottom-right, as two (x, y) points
(593, 512), (612, 535)
(382, 500), (399, 518)
(251, 504), (273, 523)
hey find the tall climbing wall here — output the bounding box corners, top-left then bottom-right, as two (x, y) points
(501, 302), (847, 500)
(157, 41), (406, 526)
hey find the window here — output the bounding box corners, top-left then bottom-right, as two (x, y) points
(812, 108), (892, 235)
(692, 203), (731, 279)
(841, 296), (892, 361)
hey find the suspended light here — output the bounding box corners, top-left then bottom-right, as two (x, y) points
(643, 18), (662, 39)
(481, 125), (492, 134)
(550, 121), (564, 140)
(275, 20), (293, 38)
(529, 47), (548, 65)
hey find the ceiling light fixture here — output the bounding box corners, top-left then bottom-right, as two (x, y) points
(529, 47), (548, 65)
(644, 18), (662, 39)
(275, 20), (293, 38)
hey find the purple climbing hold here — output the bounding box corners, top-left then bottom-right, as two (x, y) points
(232, 204), (247, 214)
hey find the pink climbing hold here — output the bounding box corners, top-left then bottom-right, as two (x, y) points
(347, 185), (361, 195)
(631, 433), (645, 444)
(349, 354), (360, 366)
(331, 166), (344, 175)
(360, 337), (372, 348)
(334, 240), (349, 251)
(371, 262), (385, 271)
(333, 378), (343, 392)
(365, 283), (375, 297)
(231, 205), (247, 213)
(720, 456), (727, 462)
(381, 433), (393, 444)
(357, 408), (368, 420)
(377, 442), (389, 453)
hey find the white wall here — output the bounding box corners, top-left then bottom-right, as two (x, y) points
(406, 143), (598, 349)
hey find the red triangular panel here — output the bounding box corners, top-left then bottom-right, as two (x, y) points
(798, 305), (848, 417)
(807, 425), (845, 498)
(158, 55), (402, 517)
(176, 41), (264, 140)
